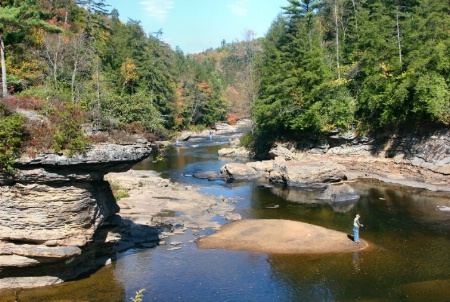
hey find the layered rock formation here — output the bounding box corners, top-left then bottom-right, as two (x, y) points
(219, 128), (450, 191)
(0, 144), (153, 289)
(218, 128), (450, 209)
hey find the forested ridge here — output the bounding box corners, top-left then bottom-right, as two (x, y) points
(251, 0), (450, 155)
(1, 0), (449, 170)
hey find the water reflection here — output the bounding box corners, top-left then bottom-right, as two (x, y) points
(0, 265), (124, 302)
(269, 184), (360, 213)
(352, 251), (360, 272)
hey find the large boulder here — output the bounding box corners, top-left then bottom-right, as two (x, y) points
(315, 183), (360, 212)
(271, 160), (347, 187)
(220, 163), (262, 181)
(269, 144), (296, 160)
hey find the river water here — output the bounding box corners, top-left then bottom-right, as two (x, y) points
(3, 134), (450, 301)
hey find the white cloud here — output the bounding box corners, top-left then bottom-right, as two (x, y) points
(228, 0), (251, 17)
(140, 0), (175, 22)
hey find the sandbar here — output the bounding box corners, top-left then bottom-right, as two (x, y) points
(197, 219), (368, 254)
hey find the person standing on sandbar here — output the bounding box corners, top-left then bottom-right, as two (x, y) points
(353, 214), (364, 242)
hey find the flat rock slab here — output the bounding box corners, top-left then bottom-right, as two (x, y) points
(197, 219), (368, 254)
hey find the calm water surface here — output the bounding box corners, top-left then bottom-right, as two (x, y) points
(3, 135), (450, 302)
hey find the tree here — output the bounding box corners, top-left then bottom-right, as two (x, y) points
(75, 0), (109, 40)
(0, 0), (61, 97)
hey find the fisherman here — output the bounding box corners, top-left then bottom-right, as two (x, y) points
(353, 214), (364, 243)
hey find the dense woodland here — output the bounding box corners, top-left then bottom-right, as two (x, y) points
(251, 0), (450, 156)
(0, 0), (449, 170)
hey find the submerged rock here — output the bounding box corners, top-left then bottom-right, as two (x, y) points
(272, 160), (347, 187)
(194, 171), (220, 181)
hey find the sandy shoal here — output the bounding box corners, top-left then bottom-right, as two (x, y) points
(197, 219), (368, 254)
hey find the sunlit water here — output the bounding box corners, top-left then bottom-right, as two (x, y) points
(2, 134), (450, 302)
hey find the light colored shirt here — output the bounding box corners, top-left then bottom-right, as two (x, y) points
(353, 217), (362, 228)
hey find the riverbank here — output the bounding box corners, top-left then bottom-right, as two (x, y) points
(105, 169), (240, 232)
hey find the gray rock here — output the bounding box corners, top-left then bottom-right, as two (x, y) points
(247, 160), (274, 177)
(269, 145), (296, 160)
(0, 255), (40, 268)
(179, 131), (192, 141)
(220, 163), (262, 180)
(222, 212), (242, 221)
(0, 276), (63, 289)
(14, 143), (152, 173)
(272, 160), (347, 187)
(0, 244), (82, 259)
(194, 171), (220, 181)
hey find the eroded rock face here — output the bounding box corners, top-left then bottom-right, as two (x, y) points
(0, 143), (152, 289)
(220, 159), (347, 187)
(0, 181), (117, 246)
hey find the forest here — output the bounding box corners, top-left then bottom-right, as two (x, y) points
(251, 0), (449, 155)
(1, 0), (449, 170)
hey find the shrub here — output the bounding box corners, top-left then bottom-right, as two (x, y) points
(47, 103), (91, 155)
(3, 96), (44, 111)
(0, 106), (27, 173)
(227, 113), (238, 125)
(109, 181), (130, 201)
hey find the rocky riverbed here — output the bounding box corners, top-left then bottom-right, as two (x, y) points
(105, 126), (450, 256)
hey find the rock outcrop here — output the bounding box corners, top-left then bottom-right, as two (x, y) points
(271, 160), (347, 187)
(0, 143), (152, 289)
(218, 127), (450, 192)
(302, 128), (450, 176)
(220, 159), (346, 188)
(220, 163), (263, 181)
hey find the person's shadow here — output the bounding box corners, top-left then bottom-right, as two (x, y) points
(347, 234), (355, 241)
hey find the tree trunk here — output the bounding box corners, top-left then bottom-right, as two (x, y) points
(334, 0), (341, 81)
(396, 4), (403, 69)
(71, 60), (78, 102)
(0, 29), (8, 98)
(351, 0), (359, 41)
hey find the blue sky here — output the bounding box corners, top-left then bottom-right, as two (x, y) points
(104, 0), (288, 54)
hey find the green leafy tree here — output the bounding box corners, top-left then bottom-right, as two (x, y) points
(0, 0), (62, 97)
(0, 104), (26, 172)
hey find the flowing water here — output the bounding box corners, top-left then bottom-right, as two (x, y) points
(2, 134), (450, 302)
